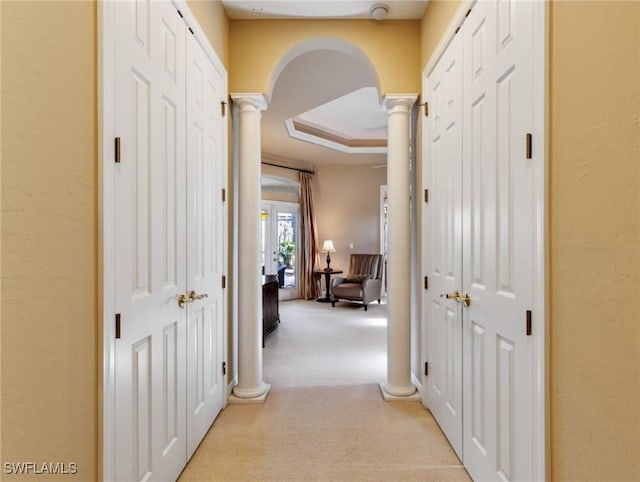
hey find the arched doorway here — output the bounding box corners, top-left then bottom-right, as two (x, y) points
(230, 37), (418, 403)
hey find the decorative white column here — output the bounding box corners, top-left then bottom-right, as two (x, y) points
(230, 94), (270, 403)
(380, 94), (419, 400)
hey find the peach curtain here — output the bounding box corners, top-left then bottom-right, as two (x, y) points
(299, 172), (320, 299)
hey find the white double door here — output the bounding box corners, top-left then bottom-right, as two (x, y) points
(261, 202), (299, 300)
(423, 1), (536, 480)
(112, 1), (226, 480)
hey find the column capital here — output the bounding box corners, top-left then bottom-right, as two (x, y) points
(231, 93), (268, 111)
(381, 94), (418, 114)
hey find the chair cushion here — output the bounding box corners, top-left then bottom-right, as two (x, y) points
(345, 274), (370, 283)
(333, 283), (363, 299)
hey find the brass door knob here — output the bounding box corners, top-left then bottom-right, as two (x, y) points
(441, 290), (461, 301)
(459, 293), (471, 307)
(178, 293), (193, 309)
(188, 291), (209, 302)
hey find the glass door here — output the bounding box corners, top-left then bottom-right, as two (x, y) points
(261, 201), (300, 301)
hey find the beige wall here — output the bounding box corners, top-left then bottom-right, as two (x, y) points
(313, 164), (386, 278)
(229, 19), (421, 96)
(0, 1), (229, 479)
(420, 1), (640, 480)
(549, 2), (639, 480)
(1, 1), (98, 479)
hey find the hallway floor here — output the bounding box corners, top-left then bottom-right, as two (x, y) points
(179, 300), (469, 481)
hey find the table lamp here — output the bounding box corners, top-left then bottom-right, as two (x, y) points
(321, 240), (336, 271)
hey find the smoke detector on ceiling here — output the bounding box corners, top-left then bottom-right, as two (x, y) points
(370, 3), (389, 20)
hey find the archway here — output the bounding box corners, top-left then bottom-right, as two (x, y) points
(230, 37), (417, 403)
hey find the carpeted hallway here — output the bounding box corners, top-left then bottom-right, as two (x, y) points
(178, 299), (470, 481)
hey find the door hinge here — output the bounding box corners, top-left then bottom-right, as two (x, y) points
(177, 9), (183, 18)
(465, 8), (472, 17)
(115, 313), (121, 339)
(423, 101), (429, 117)
(526, 310), (532, 336)
(424, 276), (429, 290)
(115, 137), (121, 163)
(221, 101), (227, 117)
(221, 188), (226, 202)
(222, 361), (227, 376)
(526, 133), (532, 159)
(424, 362), (429, 377)
(222, 275), (226, 289)
(188, 26), (194, 35)
(424, 189), (429, 203)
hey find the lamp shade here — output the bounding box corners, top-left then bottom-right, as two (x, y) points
(321, 240), (336, 253)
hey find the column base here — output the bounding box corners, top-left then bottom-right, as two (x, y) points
(379, 382), (420, 401)
(230, 383), (271, 404)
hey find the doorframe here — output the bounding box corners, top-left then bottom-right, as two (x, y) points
(98, 1), (229, 479)
(420, 1), (548, 479)
(261, 200), (301, 301)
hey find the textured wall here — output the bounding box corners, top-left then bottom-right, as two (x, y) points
(229, 19), (421, 96)
(1, 1), (230, 478)
(549, 2), (640, 480)
(1, 1), (98, 479)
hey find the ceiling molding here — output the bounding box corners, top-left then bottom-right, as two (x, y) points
(285, 119), (388, 154)
(292, 120), (387, 148)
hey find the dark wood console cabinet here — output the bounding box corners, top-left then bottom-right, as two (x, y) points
(262, 275), (280, 347)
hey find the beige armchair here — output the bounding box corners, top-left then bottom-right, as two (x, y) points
(331, 254), (383, 311)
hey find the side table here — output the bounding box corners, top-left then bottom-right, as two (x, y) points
(314, 268), (343, 303)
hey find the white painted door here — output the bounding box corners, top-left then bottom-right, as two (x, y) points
(185, 32), (226, 459)
(261, 202), (300, 300)
(461, 1), (534, 480)
(113, 1), (187, 480)
(422, 32), (464, 459)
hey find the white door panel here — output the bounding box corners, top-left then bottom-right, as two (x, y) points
(423, 31), (464, 459)
(185, 32), (226, 459)
(462, 1), (534, 480)
(261, 202), (300, 301)
(114, 1), (187, 480)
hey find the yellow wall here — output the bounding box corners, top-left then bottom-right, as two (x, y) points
(549, 2), (639, 480)
(421, 1), (640, 480)
(1, 1), (98, 479)
(0, 1), (229, 479)
(187, 0), (230, 68)
(229, 19), (421, 96)
(420, 0), (461, 70)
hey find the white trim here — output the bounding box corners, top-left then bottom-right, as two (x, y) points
(227, 375), (238, 400)
(172, 0), (226, 81)
(532, 1), (549, 480)
(421, 1), (547, 478)
(411, 372), (423, 395)
(284, 118), (387, 154)
(99, 0), (115, 479)
(424, 0), (476, 78)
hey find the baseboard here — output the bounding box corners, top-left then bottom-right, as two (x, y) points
(226, 375), (237, 400)
(411, 372), (423, 395)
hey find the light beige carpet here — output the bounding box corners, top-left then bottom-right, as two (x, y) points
(179, 300), (470, 482)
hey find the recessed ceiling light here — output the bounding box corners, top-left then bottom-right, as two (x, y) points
(370, 3), (389, 21)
